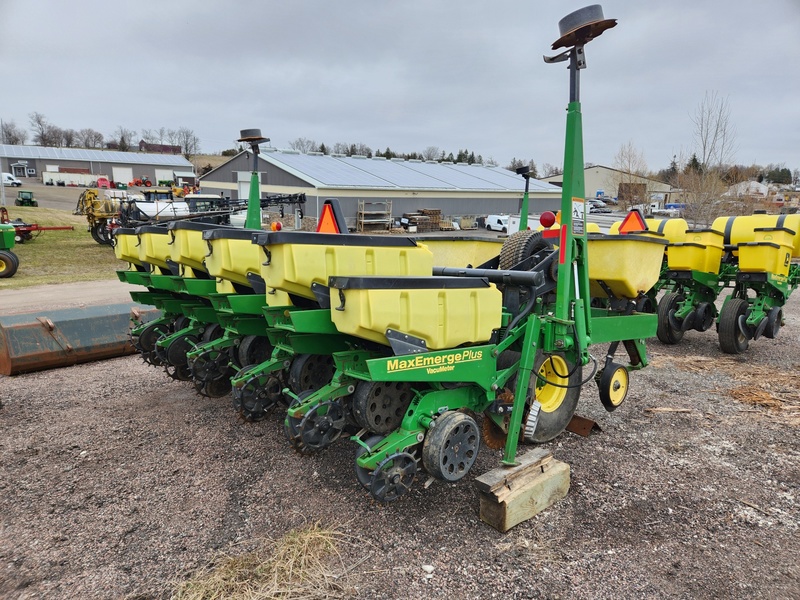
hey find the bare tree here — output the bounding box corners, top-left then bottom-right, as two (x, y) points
(422, 146), (440, 161)
(140, 128), (157, 144)
(674, 92), (738, 225)
(78, 128), (104, 148)
(1, 121), (27, 145)
(540, 163), (563, 178)
(175, 126), (201, 159)
(166, 129), (179, 146)
(28, 112), (62, 146)
(157, 127), (167, 144)
(112, 126), (137, 152)
(607, 141), (650, 211)
(62, 128), (77, 148)
(288, 137), (318, 153)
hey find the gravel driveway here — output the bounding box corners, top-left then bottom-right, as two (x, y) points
(1, 290), (798, 599)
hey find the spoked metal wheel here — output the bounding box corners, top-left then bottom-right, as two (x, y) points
(598, 362), (629, 412)
(136, 322), (169, 366)
(189, 348), (233, 383)
(422, 411), (480, 482)
(351, 380), (413, 434)
(297, 401), (347, 452)
(287, 354), (335, 395)
(164, 363), (193, 381)
(194, 377), (232, 398)
(284, 390), (315, 455)
(354, 434), (384, 490)
(370, 452), (418, 502)
(718, 297), (749, 354)
(232, 367), (284, 421)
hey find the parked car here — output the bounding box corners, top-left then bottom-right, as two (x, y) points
(485, 214), (509, 232)
(587, 198), (612, 213)
(2, 173), (22, 187)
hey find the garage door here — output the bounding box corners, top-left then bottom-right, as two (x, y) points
(112, 167), (133, 186)
(155, 169), (174, 184)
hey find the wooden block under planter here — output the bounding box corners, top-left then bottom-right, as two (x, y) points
(475, 449), (570, 532)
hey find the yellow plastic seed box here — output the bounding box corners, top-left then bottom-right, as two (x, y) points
(136, 226), (172, 270)
(253, 231), (434, 300)
(329, 276), (502, 350)
(587, 234), (667, 298)
(738, 241), (792, 277)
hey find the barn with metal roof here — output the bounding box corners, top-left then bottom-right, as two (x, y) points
(199, 149), (561, 227)
(0, 144), (195, 187)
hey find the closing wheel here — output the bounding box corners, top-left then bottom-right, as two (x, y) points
(0, 250), (19, 278)
(284, 390), (315, 454)
(370, 452), (418, 503)
(200, 323), (224, 344)
(526, 351), (582, 443)
(422, 411), (480, 482)
(719, 297), (749, 354)
(656, 292), (685, 344)
(195, 377), (232, 398)
(297, 401), (346, 451)
(351, 380), (413, 434)
(354, 434), (384, 490)
(232, 368), (283, 421)
(164, 363), (193, 381)
(189, 348), (232, 382)
(287, 354), (335, 395)
(598, 362), (629, 412)
(764, 307), (783, 339)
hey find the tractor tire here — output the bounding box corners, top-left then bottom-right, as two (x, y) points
(144, 180), (152, 187)
(718, 297), (749, 354)
(0, 250), (19, 278)
(656, 292), (684, 344)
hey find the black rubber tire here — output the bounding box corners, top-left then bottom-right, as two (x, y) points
(598, 362), (629, 412)
(527, 351), (582, 443)
(718, 297), (749, 354)
(422, 411), (480, 482)
(0, 250), (19, 278)
(351, 380), (412, 434)
(201, 323), (224, 344)
(237, 335), (273, 367)
(764, 307), (783, 340)
(498, 230), (549, 271)
(656, 292), (684, 345)
(287, 353), (335, 395)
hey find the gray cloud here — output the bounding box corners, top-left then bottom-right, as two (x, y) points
(1, 0), (798, 172)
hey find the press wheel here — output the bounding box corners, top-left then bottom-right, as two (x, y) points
(287, 354), (335, 395)
(237, 335), (273, 367)
(598, 362), (629, 412)
(284, 390), (315, 454)
(351, 380), (413, 434)
(422, 411), (480, 482)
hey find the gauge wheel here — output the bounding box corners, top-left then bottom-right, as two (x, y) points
(598, 362), (629, 412)
(718, 297), (749, 354)
(656, 292), (685, 344)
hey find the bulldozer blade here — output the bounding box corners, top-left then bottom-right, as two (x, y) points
(0, 303), (160, 376)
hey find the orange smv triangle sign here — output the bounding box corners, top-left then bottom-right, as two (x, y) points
(618, 209), (647, 234)
(316, 203), (341, 233)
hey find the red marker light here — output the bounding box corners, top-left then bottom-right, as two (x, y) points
(540, 211), (556, 228)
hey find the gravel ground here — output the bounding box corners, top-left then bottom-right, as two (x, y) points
(1, 291), (799, 599)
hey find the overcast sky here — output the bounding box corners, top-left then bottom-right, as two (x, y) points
(1, 0), (798, 174)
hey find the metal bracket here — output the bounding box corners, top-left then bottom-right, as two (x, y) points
(385, 329), (428, 356)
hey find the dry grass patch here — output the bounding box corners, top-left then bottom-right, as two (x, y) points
(172, 523), (358, 600)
